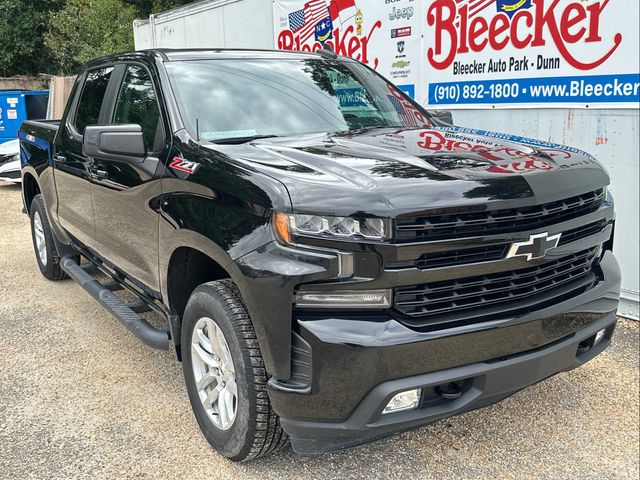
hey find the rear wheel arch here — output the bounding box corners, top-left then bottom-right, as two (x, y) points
(22, 172), (40, 214)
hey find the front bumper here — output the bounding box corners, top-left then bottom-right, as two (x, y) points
(268, 251), (621, 454)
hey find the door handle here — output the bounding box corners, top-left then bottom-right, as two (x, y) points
(93, 169), (108, 179)
(53, 154), (66, 163)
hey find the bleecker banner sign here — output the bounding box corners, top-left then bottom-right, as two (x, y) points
(273, 0), (422, 99)
(425, 0), (640, 108)
(274, 0), (640, 109)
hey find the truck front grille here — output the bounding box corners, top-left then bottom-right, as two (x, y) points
(394, 248), (600, 329)
(414, 244), (509, 269)
(406, 219), (608, 270)
(395, 189), (604, 242)
(558, 219), (608, 246)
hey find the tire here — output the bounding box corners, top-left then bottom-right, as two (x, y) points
(181, 279), (288, 461)
(29, 194), (68, 281)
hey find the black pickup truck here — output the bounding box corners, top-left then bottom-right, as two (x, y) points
(20, 49), (620, 461)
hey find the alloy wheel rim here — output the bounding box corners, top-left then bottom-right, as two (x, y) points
(33, 212), (47, 265)
(191, 317), (238, 430)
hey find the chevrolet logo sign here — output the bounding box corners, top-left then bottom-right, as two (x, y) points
(506, 232), (561, 261)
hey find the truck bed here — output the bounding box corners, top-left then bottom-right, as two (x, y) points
(20, 119), (60, 145)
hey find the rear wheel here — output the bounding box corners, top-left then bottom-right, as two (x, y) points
(181, 279), (288, 461)
(29, 194), (68, 281)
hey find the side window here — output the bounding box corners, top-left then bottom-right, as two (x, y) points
(113, 65), (161, 152)
(74, 67), (113, 134)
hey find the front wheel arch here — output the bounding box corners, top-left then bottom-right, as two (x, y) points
(163, 244), (263, 363)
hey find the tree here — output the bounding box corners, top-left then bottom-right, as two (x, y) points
(124, 0), (194, 15)
(45, 0), (138, 74)
(0, 0), (63, 76)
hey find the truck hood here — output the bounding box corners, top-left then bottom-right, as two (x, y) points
(205, 126), (609, 217)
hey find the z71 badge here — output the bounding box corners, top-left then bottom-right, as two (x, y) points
(169, 156), (200, 174)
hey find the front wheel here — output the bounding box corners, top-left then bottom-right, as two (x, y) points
(181, 279), (288, 461)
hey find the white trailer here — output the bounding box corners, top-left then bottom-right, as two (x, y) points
(133, 0), (639, 319)
(134, 0), (273, 51)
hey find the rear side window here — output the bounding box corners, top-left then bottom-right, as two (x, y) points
(74, 67), (113, 134)
(113, 65), (161, 152)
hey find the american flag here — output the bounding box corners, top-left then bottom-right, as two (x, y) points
(288, 9), (306, 32)
(453, 0), (502, 28)
(386, 86), (429, 128)
(456, 0), (495, 20)
(288, 0), (331, 44)
(388, 94), (420, 128)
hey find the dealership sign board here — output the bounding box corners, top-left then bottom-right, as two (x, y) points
(274, 0), (422, 100)
(273, 0), (640, 108)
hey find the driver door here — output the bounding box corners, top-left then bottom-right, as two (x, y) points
(89, 63), (169, 294)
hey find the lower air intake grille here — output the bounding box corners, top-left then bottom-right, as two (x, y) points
(394, 248), (600, 330)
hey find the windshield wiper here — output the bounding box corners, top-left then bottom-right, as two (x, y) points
(211, 134), (279, 144)
(345, 125), (404, 135)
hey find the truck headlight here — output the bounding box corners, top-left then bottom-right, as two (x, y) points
(274, 212), (389, 244)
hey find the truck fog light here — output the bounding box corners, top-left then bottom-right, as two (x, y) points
(594, 328), (607, 345)
(294, 289), (391, 309)
(383, 389), (421, 414)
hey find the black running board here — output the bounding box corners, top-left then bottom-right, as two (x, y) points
(60, 256), (170, 350)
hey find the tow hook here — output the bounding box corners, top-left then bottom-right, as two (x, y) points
(435, 381), (465, 400)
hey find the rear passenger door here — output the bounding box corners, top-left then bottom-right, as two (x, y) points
(89, 63), (168, 293)
(55, 66), (113, 245)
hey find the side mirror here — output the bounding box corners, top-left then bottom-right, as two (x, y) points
(83, 124), (146, 160)
(431, 110), (454, 125)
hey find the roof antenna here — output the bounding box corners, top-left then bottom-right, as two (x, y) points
(195, 118), (200, 141)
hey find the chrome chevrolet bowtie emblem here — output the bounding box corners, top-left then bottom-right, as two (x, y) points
(506, 232), (561, 261)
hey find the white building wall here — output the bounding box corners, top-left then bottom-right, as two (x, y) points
(133, 0), (273, 50)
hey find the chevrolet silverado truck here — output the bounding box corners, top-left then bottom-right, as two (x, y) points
(20, 49), (620, 461)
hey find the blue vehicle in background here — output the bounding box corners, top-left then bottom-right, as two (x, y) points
(0, 90), (48, 145)
(0, 90), (48, 183)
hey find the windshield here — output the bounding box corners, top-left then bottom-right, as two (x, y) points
(165, 58), (431, 142)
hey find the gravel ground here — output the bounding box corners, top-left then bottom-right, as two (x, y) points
(0, 181), (638, 480)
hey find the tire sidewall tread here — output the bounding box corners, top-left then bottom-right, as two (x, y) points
(29, 194), (68, 281)
(181, 279), (288, 461)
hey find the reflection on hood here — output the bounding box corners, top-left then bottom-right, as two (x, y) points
(201, 125), (607, 217)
